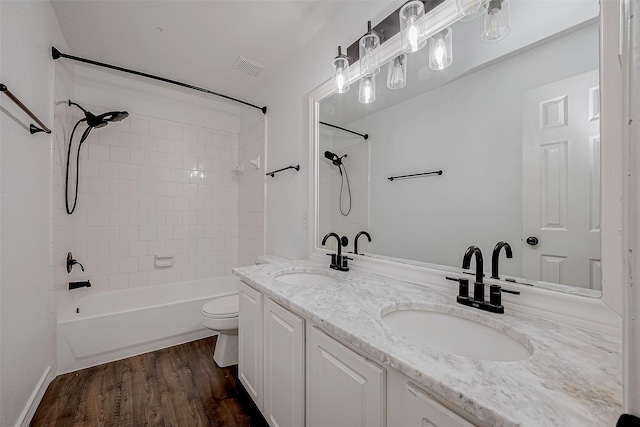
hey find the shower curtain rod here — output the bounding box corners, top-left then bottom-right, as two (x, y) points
(51, 47), (267, 114)
(320, 121), (368, 140)
(0, 83), (52, 134)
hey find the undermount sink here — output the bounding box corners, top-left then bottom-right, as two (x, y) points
(274, 269), (338, 286)
(382, 307), (532, 362)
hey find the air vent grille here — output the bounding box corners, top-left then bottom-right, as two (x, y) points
(232, 56), (265, 77)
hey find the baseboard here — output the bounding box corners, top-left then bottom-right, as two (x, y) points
(17, 365), (52, 427)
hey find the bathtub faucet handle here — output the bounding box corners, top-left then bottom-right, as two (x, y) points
(67, 252), (85, 273)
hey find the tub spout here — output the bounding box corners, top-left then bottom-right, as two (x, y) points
(69, 280), (91, 290)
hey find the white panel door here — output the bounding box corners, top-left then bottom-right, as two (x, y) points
(306, 325), (385, 427)
(522, 69), (601, 289)
(263, 298), (305, 427)
(238, 282), (263, 409)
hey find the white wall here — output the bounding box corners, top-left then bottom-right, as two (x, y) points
(254, 1), (399, 260)
(0, 1), (69, 425)
(351, 25), (598, 279)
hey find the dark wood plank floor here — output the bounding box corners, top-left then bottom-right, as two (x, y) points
(31, 337), (270, 427)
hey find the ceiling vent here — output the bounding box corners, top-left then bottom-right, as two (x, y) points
(232, 56), (265, 77)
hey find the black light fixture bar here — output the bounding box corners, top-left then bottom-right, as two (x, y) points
(266, 165), (300, 177)
(345, 0), (446, 63)
(51, 47), (267, 114)
(0, 83), (52, 134)
(388, 169), (443, 181)
(320, 121), (368, 140)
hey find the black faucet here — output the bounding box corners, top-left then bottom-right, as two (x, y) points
(353, 231), (371, 255)
(462, 245), (484, 302)
(322, 233), (351, 271)
(491, 241), (513, 279)
(447, 245), (520, 314)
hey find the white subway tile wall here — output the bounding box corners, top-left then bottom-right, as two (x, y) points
(56, 106), (240, 292)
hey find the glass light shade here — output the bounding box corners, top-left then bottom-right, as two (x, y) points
(359, 33), (380, 76)
(429, 28), (453, 71)
(481, 0), (510, 43)
(387, 54), (407, 90)
(332, 55), (350, 94)
(359, 75), (376, 104)
(457, 0), (483, 17)
(399, 0), (426, 53)
(458, 0), (486, 21)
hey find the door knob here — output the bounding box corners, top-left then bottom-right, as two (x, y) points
(526, 236), (539, 246)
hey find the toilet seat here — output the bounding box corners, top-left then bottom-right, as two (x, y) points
(202, 294), (239, 319)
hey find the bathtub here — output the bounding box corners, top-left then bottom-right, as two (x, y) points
(57, 276), (240, 374)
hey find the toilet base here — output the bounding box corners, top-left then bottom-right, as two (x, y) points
(213, 332), (238, 367)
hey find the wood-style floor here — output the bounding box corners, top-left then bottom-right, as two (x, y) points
(31, 337), (270, 427)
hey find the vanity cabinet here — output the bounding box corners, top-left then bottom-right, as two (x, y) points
(263, 297), (305, 427)
(239, 281), (475, 427)
(238, 282), (264, 409)
(306, 325), (386, 427)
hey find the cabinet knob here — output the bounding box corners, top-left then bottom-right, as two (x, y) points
(526, 236), (539, 246)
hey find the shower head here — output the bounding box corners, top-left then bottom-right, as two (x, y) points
(68, 100), (128, 129)
(324, 150), (346, 167)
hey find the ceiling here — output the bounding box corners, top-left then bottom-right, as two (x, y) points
(51, 0), (345, 104)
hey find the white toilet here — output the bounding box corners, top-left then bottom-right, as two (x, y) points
(201, 255), (288, 367)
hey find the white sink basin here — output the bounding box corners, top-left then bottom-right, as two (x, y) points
(382, 308), (532, 362)
(274, 270), (338, 286)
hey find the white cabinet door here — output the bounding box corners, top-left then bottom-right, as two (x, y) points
(404, 382), (475, 427)
(239, 282), (263, 409)
(306, 325), (385, 427)
(263, 298), (305, 427)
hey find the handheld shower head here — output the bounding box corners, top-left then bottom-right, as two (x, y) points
(324, 150), (346, 167)
(68, 100), (129, 129)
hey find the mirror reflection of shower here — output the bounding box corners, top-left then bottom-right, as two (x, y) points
(65, 101), (129, 214)
(324, 150), (351, 216)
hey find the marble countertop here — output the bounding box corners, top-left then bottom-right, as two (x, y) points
(233, 260), (622, 427)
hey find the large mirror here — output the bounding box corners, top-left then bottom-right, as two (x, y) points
(317, 0), (604, 296)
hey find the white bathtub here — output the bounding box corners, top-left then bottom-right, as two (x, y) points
(57, 276), (240, 374)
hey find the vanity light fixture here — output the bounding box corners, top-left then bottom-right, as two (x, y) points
(481, 0), (510, 43)
(429, 28), (453, 70)
(359, 74), (376, 104)
(359, 21), (381, 76)
(332, 46), (351, 93)
(399, 0), (427, 53)
(387, 54), (407, 90)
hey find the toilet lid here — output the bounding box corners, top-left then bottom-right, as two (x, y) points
(202, 294), (239, 318)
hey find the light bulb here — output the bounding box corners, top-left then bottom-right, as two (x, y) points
(407, 19), (420, 52)
(359, 75), (376, 104)
(429, 28), (452, 71)
(335, 68), (347, 93)
(433, 38), (447, 69)
(387, 54), (407, 90)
